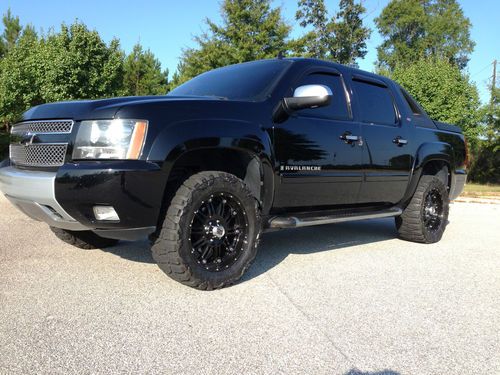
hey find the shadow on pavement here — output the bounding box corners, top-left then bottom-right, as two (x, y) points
(102, 218), (398, 277)
(243, 217), (398, 281)
(345, 369), (400, 375)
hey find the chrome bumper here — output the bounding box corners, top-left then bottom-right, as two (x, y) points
(0, 166), (88, 231)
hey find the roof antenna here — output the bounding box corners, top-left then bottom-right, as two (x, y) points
(277, 51), (284, 60)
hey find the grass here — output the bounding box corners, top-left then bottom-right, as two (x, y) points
(462, 183), (500, 198)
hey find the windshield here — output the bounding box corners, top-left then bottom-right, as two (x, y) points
(168, 60), (292, 101)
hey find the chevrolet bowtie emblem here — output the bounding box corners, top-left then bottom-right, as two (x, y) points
(21, 133), (36, 145)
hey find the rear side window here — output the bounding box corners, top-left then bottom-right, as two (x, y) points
(401, 88), (424, 116)
(352, 79), (396, 125)
(295, 73), (350, 120)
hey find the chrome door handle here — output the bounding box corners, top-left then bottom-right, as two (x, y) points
(340, 132), (360, 143)
(393, 136), (408, 146)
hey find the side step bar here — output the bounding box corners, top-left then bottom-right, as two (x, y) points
(267, 207), (402, 229)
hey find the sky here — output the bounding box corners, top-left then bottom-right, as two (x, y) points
(1, 0), (498, 103)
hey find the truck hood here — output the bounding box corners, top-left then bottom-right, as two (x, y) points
(21, 95), (222, 121)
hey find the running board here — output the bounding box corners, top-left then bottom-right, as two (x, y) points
(267, 207), (402, 229)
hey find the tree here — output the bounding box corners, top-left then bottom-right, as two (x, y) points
(0, 28), (41, 127)
(172, 0), (291, 86)
(390, 58), (481, 144)
(375, 0), (474, 71)
(294, 0), (371, 65)
(468, 86), (500, 184)
(0, 8), (22, 58)
(123, 43), (169, 96)
(0, 22), (125, 127)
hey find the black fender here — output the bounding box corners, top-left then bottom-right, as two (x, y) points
(147, 119), (275, 214)
(401, 141), (454, 205)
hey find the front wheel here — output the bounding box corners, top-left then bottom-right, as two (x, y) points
(152, 171), (261, 290)
(50, 227), (119, 249)
(396, 175), (449, 243)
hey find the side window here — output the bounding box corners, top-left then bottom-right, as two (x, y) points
(295, 73), (350, 120)
(352, 79), (396, 125)
(401, 88), (424, 116)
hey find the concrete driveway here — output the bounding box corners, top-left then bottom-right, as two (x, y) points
(0, 194), (499, 375)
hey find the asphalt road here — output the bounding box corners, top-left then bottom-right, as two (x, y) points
(0, 194), (499, 375)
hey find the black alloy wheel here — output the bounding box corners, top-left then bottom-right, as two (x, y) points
(422, 188), (444, 232)
(152, 171), (260, 290)
(189, 192), (249, 272)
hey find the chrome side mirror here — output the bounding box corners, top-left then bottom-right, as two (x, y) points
(285, 84), (333, 111)
(273, 84), (333, 123)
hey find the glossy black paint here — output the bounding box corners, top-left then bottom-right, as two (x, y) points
(18, 58), (467, 238)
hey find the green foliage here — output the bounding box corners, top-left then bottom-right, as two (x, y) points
(375, 0), (474, 71)
(295, 0), (370, 65)
(0, 29), (42, 126)
(0, 8), (21, 58)
(172, 0), (291, 86)
(390, 58), (481, 144)
(468, 87), (500, 184)
(0, 22), (125, 127)
(123, 43), (169, 96)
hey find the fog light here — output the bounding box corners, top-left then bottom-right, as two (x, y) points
(93, 206), (119, 221)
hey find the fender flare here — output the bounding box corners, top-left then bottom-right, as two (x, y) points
(401, 141), (454, 205)
(148, 119), (275, 214)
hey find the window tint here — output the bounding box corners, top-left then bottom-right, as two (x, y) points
(401, 88), (424, 115)
(352, 79), (396, 125)
(168, 60), (292, 101)
(295, 73), (350, 120)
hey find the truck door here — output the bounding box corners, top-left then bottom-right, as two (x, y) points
(273, 70), (363, 209)
(350, 74), (412, 205)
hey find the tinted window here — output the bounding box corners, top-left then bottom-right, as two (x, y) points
(168, 60), (292, 101)
(353, 79), (396, 125)
(295, 73), (350, 120)
(401, 88), (424, 115)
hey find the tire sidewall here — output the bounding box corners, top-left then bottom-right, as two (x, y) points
(176, 175), (260, 286)
(419, 177), (449, 243)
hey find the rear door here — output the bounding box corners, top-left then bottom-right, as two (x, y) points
(273, 69), (363, 208)
(350, 75), (412, 205)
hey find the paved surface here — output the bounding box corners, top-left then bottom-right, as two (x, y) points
(0, 194), (499, 375)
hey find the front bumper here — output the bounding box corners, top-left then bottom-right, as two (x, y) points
(0, 166), (88, 231)
(0, 161), (167, 240)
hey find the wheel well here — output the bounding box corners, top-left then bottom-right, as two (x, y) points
(158, 148), (262, 221)
(422, 160), (450, 190)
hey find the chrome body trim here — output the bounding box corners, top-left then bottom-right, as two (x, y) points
(268, 207), (403, 229)
(0, 166), (88, 231)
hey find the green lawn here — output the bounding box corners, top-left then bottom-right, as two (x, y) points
(463, 183), (500, 197)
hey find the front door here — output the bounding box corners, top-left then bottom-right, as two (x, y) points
(273, 71), (363, 209)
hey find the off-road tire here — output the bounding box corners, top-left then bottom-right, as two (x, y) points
(50, 227), (119, 249)
(151, 171), (261, 290)
(396, 175), (449, 243)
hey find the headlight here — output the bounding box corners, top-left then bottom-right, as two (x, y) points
(72, 119), (148, 160)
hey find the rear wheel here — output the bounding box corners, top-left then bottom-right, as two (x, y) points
(152, 171), (260, 290)
(50, 227), (119, 249)
(396, 175), (449, 243)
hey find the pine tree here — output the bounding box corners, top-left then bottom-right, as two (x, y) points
(123, 43), (168, 96)
(0, 8), (22, 58)
(173, 0), (291, 86)
(294, 0), (370, 66)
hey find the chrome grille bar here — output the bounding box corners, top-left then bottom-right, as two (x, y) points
(11, 119), (74, 135)
(10, 144), (68, 167)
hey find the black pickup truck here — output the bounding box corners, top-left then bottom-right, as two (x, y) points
(0, 58), (467, 289)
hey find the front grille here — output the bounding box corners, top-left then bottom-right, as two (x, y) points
(9, 119), (73, 168)
(10, 144), (68, 167)
(11, 120), (74, 135)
